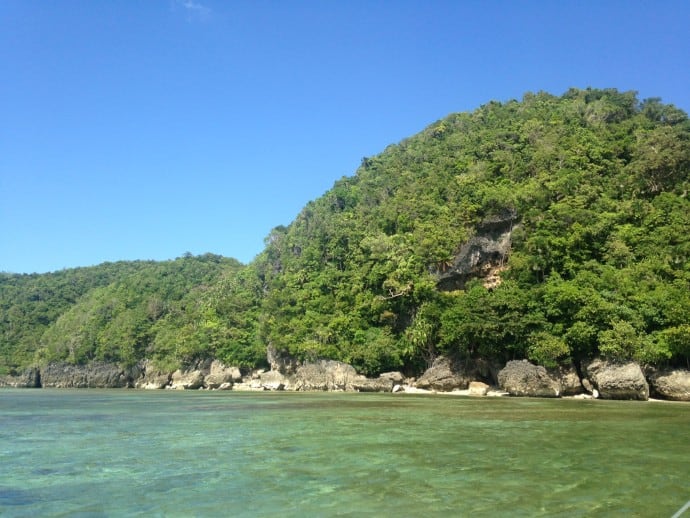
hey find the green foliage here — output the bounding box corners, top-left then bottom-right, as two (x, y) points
(527, 332), (570, 368)
(2, 254), (254, 372)
(258, 88), (689, 373)
(2, 88), (689, 375)
(598, 320), (644, 361)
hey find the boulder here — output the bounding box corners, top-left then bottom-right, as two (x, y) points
(294, 360), (358, 391)
(584, 359), (648, 400)
(351, 376), (394, 392)
(416, 356), (471, 391)
(497, 360), (561, 397)
(204, 360), (242, 389)
(647, 368), (690, 401)
(379, 371), (405, 384)
(170, 369), (205, 390)
(468, 381), (489, 396)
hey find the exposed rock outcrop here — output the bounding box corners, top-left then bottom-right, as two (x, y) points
(204, 360), (242, 389)
(437, 210), (517, 291)
(351, 376), (394, 392)
(551, 364), (585, 396)
(415, 356), (472, 391)
(134, 360), (172, 389)
(647, 368), (690, 401)
(40, 362), (133, 388)
(170, 368), (205, 390)
(259, 369), (290, 390)
(497, 360), (561, 397)
(0, 367), (41, 388)
(267, 344), (300, 374)
(293, 360), (358, 391)
(584, 359), (649, 400)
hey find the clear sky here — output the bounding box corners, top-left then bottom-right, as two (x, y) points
(2, 0), (689, 274)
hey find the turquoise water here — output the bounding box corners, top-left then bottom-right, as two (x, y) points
(1, 390), (689, 517)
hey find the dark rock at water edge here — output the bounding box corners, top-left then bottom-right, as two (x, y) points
(584, 359), (649, 401)
(40, 362), (134, 388)
(0, 367), (41, 388)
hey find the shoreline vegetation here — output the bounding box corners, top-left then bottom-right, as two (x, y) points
(2, 88), (689, 400)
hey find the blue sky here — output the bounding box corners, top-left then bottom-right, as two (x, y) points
(2, 0), (689, 274)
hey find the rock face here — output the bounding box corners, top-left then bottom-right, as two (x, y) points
(133, 359), (243, 390)
(585, 359), (649, 400)
(259, 370), (289, 390)
(134, 360), (172, 389)
(293, 360), (359, 391)
(0, 367), (41, 388)
(437, 210), (517, 291)
(647, 368), (690, 401)
(497, 360), (561, 397)
(170, 369), (205, 390)
(204, 360), (242, 389)
(252, 363), (395, 392)
(267, 344), (300, 374)
(40, 362), (132, 388)
(416, 356), (471, 391)
(552, 365), (585, 396)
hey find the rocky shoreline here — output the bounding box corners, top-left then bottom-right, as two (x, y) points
(1, 355), (689, 402)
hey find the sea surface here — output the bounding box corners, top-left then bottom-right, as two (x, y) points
(1, 389), (689, 517)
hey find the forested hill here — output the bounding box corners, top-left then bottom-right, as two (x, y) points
(2, 88), (689, 376)
(0, 254), (249, 374)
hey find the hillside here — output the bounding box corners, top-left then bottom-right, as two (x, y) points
(1, 88), (689, 376)
(0, 254), (252, 374)
(255, 88), (690, 374)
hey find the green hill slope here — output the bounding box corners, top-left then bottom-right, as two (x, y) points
(2, 88), (689, 376)
(255, 88), (690, 374)
(1, 255), (252, 373)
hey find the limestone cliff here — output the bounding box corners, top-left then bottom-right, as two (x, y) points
(437, 210), (517, 291)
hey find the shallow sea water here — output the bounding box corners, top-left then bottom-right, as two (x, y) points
(1, 389), (689, 517)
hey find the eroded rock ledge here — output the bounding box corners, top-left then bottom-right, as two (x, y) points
(2, 356), (689, 402)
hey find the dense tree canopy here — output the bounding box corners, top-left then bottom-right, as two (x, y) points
(256, 88), (690, 374)
(2, 88), (689, 375)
